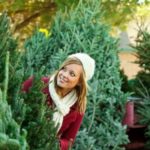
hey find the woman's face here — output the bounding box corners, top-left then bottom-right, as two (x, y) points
(57, 64), (83, 91)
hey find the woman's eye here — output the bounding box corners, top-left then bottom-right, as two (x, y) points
(62, 67), (67, 72)
(70, 72), (75, 77)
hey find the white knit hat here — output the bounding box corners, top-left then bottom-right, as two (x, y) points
(68, 53), (95, 80)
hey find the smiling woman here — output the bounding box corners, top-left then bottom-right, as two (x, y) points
(22, 53), (95, 150)
(56, 63), (83, 96)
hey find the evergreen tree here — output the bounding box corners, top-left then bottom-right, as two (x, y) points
(131, 29), (150, 96)
(0, 12), (28, 150)
(0, 51), (28, 150)
(19, 29), (59, 149)
(0, 12), (59, 149)
(131, 29), (150, 149)
(0, 12), (24, 120)
(0, 12), (17, 88)
(24, 0), (129, 149)
(20, 72), (59, 150)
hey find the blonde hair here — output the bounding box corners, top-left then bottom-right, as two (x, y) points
(54, 58), (88, 113)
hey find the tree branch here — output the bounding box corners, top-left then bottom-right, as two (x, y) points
(14, 2), (57, 32)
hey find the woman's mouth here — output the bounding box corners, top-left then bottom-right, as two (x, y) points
(59, 76), (66, 83)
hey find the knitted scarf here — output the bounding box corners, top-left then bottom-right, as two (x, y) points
(48, 77), (78, 132)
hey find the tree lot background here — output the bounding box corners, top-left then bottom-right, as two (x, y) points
(0, 0), (150, 150)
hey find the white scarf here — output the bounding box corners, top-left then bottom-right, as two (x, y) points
(48, 77), (78, 132)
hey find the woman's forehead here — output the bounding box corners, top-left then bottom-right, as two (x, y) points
(64, 64), (83, 73)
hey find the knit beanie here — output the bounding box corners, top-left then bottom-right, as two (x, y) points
(68, 53), (95, 80)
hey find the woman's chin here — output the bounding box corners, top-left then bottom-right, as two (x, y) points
(57, 81), (65, 88)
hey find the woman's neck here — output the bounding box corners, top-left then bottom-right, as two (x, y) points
(57, 87), (72, 98)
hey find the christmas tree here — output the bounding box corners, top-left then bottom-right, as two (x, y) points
(131, 29), (150, 96)
(0, 12), (25, 122)
(20, 74), (59, 150)
(0, 12), (17, 89)
(131, 29), (150, 149)
(0, 12), (59, 150)
(0, 12), (28, 150)
(24, 0), (129, 149)
(0, 51), (27, 150)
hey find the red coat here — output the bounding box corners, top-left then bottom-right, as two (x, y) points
(22, 76), (84, 150)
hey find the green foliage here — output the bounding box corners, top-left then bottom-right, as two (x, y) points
(0, 51), (28, 150)
(0, 12), (17, 84)
(120, 69), (130, 93)
(0, 12), (59, 150)
(124, 30), (150, 102)
(135, 30), (150, 71)
(72, 129), (96, 150)
(55, 0), (79, 10)
(0, 13), (25, 140)
(130, 29), (150, 96)
(145, 125), (150, 148)
(0, 0), (148, 41)
(11, 0), (26, 11)
(55, 1), (129, 149)
(136, 95), (150, 149)
(24, 0), (129, 149)
(101, 0), (137, 30)
(0, 12), (24, 121)
(131, 29), (150, 149)
(23, 29), (68, 74)
(21, 73), (59, 150)
(0, 12), (25, 124)
(0, 0), (131, 148)
(14, 27), (59, 150)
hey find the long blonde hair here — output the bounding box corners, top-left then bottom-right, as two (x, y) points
(54, 58), (88, 113)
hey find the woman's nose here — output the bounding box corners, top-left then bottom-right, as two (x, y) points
(62, 71), (69, 79)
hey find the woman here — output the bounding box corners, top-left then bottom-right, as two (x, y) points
(22, 53), (95, 150)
